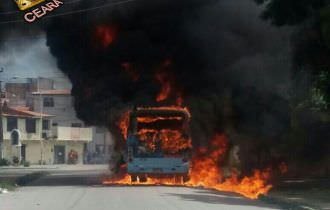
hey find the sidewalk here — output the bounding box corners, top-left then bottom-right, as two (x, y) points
(0, 164), (108, 171)
(0, 164), (109, 177)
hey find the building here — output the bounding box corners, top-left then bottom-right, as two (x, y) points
(28, 89), (113, 164)
(5, 78), (54, 107)
(1, 104), (92, 164)
(88, 127), (113, 164)
(1, 77), (113, 164)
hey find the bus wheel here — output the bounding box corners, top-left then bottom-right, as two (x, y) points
(183, 175), (190, 183)
(139, 175), (147, 183)
(131, 175), (137, 182)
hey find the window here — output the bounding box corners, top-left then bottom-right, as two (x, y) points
(43, 97), (54, 107)
(26, 118), (36, 133)
(11, 130), (19, 145)
(96, 127), (105, 133)
(7, 117), (17, 131)
(52, 122), (58, 126)
(42, 120), (50, 130)
(95, 145), (105, 154)
(71, 123), (82, 128)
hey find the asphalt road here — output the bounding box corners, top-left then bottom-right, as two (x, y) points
(0, 186), (280, 210)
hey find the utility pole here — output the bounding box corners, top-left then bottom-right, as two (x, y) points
(38, 78), (44, 164)
(0, 84), (3, 160)
(0, 67), (4, 159)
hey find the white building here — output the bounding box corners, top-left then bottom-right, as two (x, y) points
(28, 89), (113, 164)
(2, 78), (114, 164)
(1, 105), (92, 164)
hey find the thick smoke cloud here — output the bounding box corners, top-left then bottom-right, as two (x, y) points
(41, 0), (292, 150)
(184, 0), (292, 138)
(0, 0), (292, 158)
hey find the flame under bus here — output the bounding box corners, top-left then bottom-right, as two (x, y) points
(126, 107), (192, 182)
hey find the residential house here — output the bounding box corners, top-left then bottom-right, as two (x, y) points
(28, 89), (113, 164)
(1, 104), (93, 164)
(5, 78), (54, 107)
(3, 78), (113, 164)
(1, 105), (55, 164)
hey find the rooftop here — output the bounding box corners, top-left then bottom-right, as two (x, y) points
(2, 106), (54, 118)
(31, 89), (71, 95)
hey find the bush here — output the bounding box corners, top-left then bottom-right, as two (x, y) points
(12, 156), (19, 165)
(0, 180), (16, 191)
(38, 160), (46, 165)
(0, 158), (10, 166)
(22, 161), (30, 167)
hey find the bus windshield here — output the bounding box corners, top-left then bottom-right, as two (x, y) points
(128, 107), (192, 156)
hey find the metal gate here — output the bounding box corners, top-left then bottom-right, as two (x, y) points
(54, 145), (65, 164)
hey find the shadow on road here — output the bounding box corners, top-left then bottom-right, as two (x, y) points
(164, 189), (279, 209)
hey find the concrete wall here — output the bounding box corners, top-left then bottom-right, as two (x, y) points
(87, 127), (114, 163)
(2, 117), (86, 165)
(2, 117), (43, 141)
(30, 94), (84, 127)
(54, 126), (92, 142)
(54, 141), (85, 164)
(2, 139), (86, 165)
(5, 83), (30, 107)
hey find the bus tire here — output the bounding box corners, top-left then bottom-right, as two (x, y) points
(183, 175), (190, 183)
(131, 175), (137, 182)
(139, 175), (147, 183)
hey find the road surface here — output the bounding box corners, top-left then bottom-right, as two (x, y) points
(0, 186), (279, 210)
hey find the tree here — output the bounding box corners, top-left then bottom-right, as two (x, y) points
(255, 0), (330, 112)
(254, 0), (326, 26)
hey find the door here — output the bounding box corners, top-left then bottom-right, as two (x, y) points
(54, 146), (65, 164)
(21, 144), (26, 162)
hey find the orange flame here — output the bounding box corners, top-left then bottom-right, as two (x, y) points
(187, 134), (272, 199)
(155, 70), (172, 102)
(176, 94), (184, 107)
(137, 116), (183, 123)
(137, 129), (192, 154)
(121, 62), (139, 81)
(154, 60), (184, 106)
(279, 162), (288, 174)
(103, 134), (272, 199)
(94, 25), (117, 48)
(117, 111), (130, 139)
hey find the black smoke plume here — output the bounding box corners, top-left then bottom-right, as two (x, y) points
(43, 0), (292, 154)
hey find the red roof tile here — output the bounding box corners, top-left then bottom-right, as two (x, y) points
(3, 106), (54, 118)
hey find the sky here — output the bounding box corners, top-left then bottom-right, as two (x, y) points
(0, 33), (72, 89)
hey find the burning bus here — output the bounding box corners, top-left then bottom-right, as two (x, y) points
(126, 106), (192, 183)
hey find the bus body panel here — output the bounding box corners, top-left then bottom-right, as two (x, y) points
(128, 157), (189, 175)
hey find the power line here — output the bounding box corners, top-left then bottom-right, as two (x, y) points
(0, 0), (137, 25)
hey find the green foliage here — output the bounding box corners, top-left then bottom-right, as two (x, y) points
(320, 6), (330, 48)
(0, 181), (16, 191)
(22, 160), (30, 167)
(12, 156), (19, 165)
(255, 0), (330, 112)
(309, 71), (329, 111)
(254, 0), (325, 26)
(0, 158), (10, 166)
